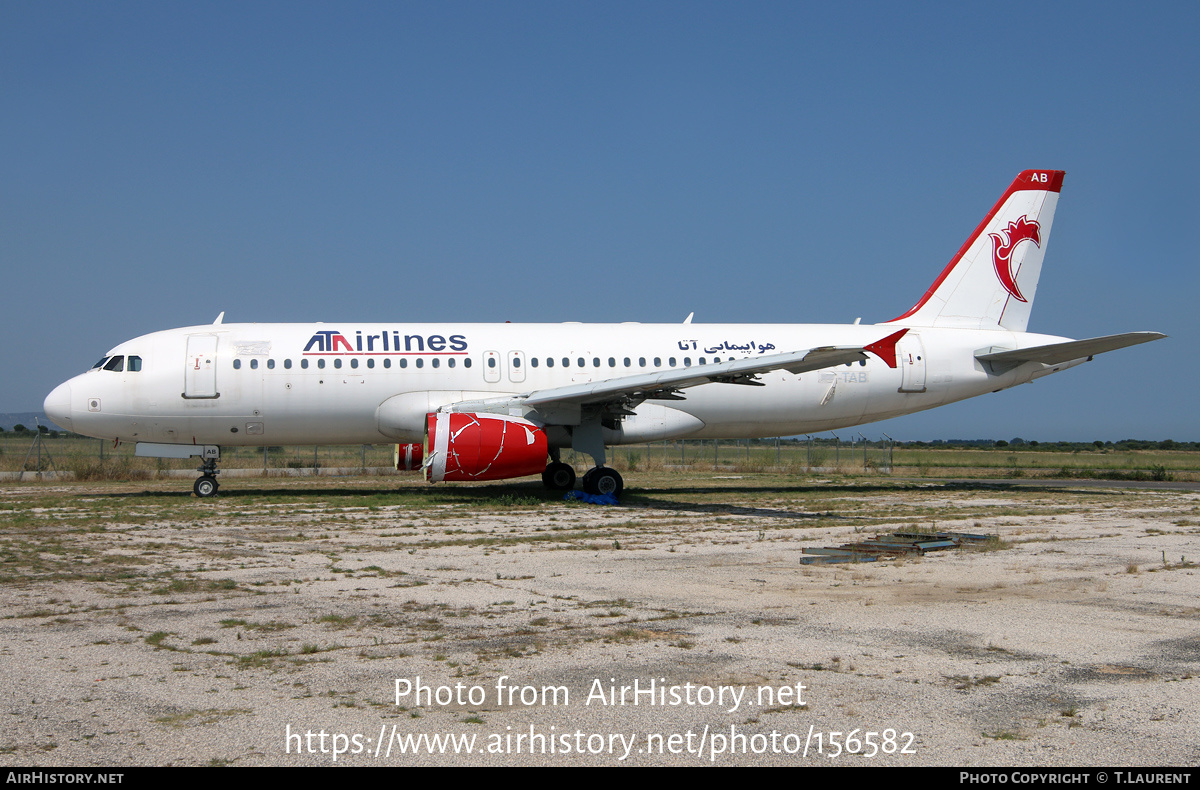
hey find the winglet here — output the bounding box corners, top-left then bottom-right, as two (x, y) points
(863, 328), (908, 368)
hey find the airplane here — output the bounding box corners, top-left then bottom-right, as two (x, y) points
(43, 170), (1164, 498)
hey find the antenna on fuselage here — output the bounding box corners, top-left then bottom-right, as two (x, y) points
(213, 312), (225, 325)
(683, 312), (694, 324)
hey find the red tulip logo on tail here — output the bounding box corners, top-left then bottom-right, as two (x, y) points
(989, 215), (1041, 302)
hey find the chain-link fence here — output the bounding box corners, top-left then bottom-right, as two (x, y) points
(1, 430), (895, 480)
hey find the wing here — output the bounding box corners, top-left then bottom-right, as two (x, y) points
(976, 331), (1166, 372)
(524, 328), (907, 407)
(441, 329), (908, 415)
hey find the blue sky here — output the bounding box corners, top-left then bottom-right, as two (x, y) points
(3, 1), (1196, 440)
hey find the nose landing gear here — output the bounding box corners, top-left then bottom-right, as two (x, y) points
(194, 474), (219, 497)
(193, 453), (220, 497)
(131, 442), (222, 498)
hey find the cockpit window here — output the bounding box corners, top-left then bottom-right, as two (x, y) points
(92, 357), (109, 370)
(103, 355), (125, 372)
(127, 356), (142, 372)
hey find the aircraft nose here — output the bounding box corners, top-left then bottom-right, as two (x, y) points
(44, 382), (73, 432)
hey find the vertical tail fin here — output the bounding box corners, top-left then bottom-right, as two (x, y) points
(888, 170), (1065, 332)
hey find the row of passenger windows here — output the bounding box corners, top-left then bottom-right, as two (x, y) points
(93, 352), (869, 375)
(501, 356), (731, 369)
(492, 356), (869, 369)
(228, 355), (741, 372)
(511, 355), (867, 369)
(232, 357), (475, 370)
(230, 355), (871, 371)
(95, 354), (747, 373)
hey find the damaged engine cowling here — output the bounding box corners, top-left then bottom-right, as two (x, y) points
(395, 443), (423, 471)
(424, 412), (548, 483)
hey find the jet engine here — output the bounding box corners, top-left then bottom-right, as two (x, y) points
(424, 412), (548, 483)
(394, 443), (423, 471)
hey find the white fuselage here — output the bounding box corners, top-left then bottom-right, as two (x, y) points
(41, 170), (1164, 498)
(45, 321), (1080, 448)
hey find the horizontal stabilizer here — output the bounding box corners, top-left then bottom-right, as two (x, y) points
(976, 332), (1166, 369)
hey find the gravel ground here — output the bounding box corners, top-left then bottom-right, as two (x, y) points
(0, 475), (1197, 766)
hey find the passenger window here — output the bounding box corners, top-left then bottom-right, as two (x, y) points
(400, 359), (408, 369)
(127, 356), (142, 371)
(284, 359), (292, 369)
(416, 359), (424, 369)
(669, 357), (676, 367)
(512, 357), (520, 368)
(334, 359), (342, 369)
(232, 359), (241, 370)
(530, 357), (537, 368)
(654, 357), (661, 367)
(267, 358), (275, 369)
(546, 358), (554, 368)
(432, 358), (440, 369)
(250, 359), (259, 369)
(608, 357), (615, 367)
(317, 359), (326, 369)
(350, 358), (358, 369)
(488, 357), (496, 368)
(577, 358), (584, 367)
(593, 358), (600, 367)
(383, 359), (391, 368)
(683, 357), (691, 366)
(624, 357), (630, 367)
(448, 358), (455, 368)
(699, 357), (706, 365)
(367, 358), (374, 369)
(301, 359), (309, 369)
(639, 357), (646, 367)
(464, 358), (471, 368)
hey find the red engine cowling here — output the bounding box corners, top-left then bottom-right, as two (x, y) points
(424, 412), (548, 483)
(395, 443), (423, 471)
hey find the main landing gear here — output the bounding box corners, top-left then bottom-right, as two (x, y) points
(582, 466), (623, 497)
(544, 421), (624, 497)
(542, 461), (624, 492)
(194, 456), (220, 498)
(542, 461), (576, 491)
(541, 462), (623, 497)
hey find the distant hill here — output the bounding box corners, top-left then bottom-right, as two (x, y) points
(0, 412), (67, 432)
